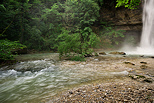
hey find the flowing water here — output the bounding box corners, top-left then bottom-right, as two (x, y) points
(140, 0), (154, 48)
(121, 0), (154, 55)
(0, 53), (129, 103)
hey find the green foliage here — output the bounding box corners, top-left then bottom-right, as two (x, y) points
(100, 25), (125, 48)
(23, 26), (45, 50)
(57, 28), (100, 59)
(71, 55), (85, 61)
(0, 0), (130, 60)
(116, 0), (141, 9)
(56, 0), (100, 60)
(0, 0), (63, 51)
(62, 0), (100, 31)
(57, 29), (81, 57)
(0, 0), (32, 40)
(93, 0), (117, 7)
(0, 40), (26, 60)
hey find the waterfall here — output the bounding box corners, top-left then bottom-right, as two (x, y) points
(140, 0), (154, 48)
(121, 0), (154, 55)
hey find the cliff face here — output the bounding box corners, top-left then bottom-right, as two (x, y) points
(100, 6), (142, 31)
(100, 6), (143, 43)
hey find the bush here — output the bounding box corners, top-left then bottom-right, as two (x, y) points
(0, 40), (26, 60)
(71, 55), (85, 61)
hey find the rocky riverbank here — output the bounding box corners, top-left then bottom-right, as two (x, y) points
(46, 53), (154, 103)
(50, 78), (154, 103)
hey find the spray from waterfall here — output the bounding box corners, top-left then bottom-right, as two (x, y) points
(121, 0), (154, 55)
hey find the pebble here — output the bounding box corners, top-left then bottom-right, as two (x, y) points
(51, 80), (154, 103)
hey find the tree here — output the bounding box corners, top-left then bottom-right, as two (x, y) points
(57, 0), (100, 59)
(116, 0), (141, 9)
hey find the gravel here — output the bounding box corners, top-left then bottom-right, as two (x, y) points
(49, 79), (154, 103)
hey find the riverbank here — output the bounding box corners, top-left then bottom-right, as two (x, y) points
(50, 78), (154, 102)
(0, 52), (154, 103)
(47, 55), (154, 103)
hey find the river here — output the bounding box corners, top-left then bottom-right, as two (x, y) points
(0, 53), (132, 103)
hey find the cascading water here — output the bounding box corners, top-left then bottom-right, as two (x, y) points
(121, 0), (154, 55)
(140, 0), (154, 48)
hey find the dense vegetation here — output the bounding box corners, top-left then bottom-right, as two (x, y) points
(0, 0), (141, 61)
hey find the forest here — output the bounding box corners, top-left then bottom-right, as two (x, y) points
(0, 0), (141, 61)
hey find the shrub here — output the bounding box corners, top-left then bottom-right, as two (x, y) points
(0, 40), (26, 60)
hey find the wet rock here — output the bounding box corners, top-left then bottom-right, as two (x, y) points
(84, 54), (93, 57)
(140, 65), (148, 69)
(99, 52), (106, 55)
(124, 62), (135, 65)
(140, 62), (147, 64)
(129, 74), (154, 83)
(129, 75), (145, 80)
(136, 75), (146, 78)
(129, 75), (138, 80)
(109, 51), (126, 55)
(143, 78), (153, 83)
(140, 55), (144, 57)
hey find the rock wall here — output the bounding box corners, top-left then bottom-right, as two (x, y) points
(100, 6), (142, 31)
(100, 5), (143, 43)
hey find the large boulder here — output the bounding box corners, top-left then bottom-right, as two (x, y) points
(109, 51), (126, 55)
(99, 52), (106, 55)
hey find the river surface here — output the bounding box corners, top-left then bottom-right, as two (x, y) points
(1, 53), (153, 103)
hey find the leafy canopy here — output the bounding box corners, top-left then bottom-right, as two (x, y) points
(0, 40), (26, 60)
(116, 0), (141, 9)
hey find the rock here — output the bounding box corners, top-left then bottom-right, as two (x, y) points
(129, 75), (145, 80)
(109, 51), (126, 55)
(124, 62), (135, 65)
(84, 54), (93, 57)
(124, 99), (128, 102)
(129, 75), (138, 80)
(140, 65), (148, 69)
(140, 62), (147, 64)
(129, 74), (154, 83)
(143, 78), (153, 83)
(100, 6), (142, 31)
(136, 75), (146, 78)
(69, 91), (73, 94)
(99, 52), (106, 55)
(140, 55), (144, 57)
